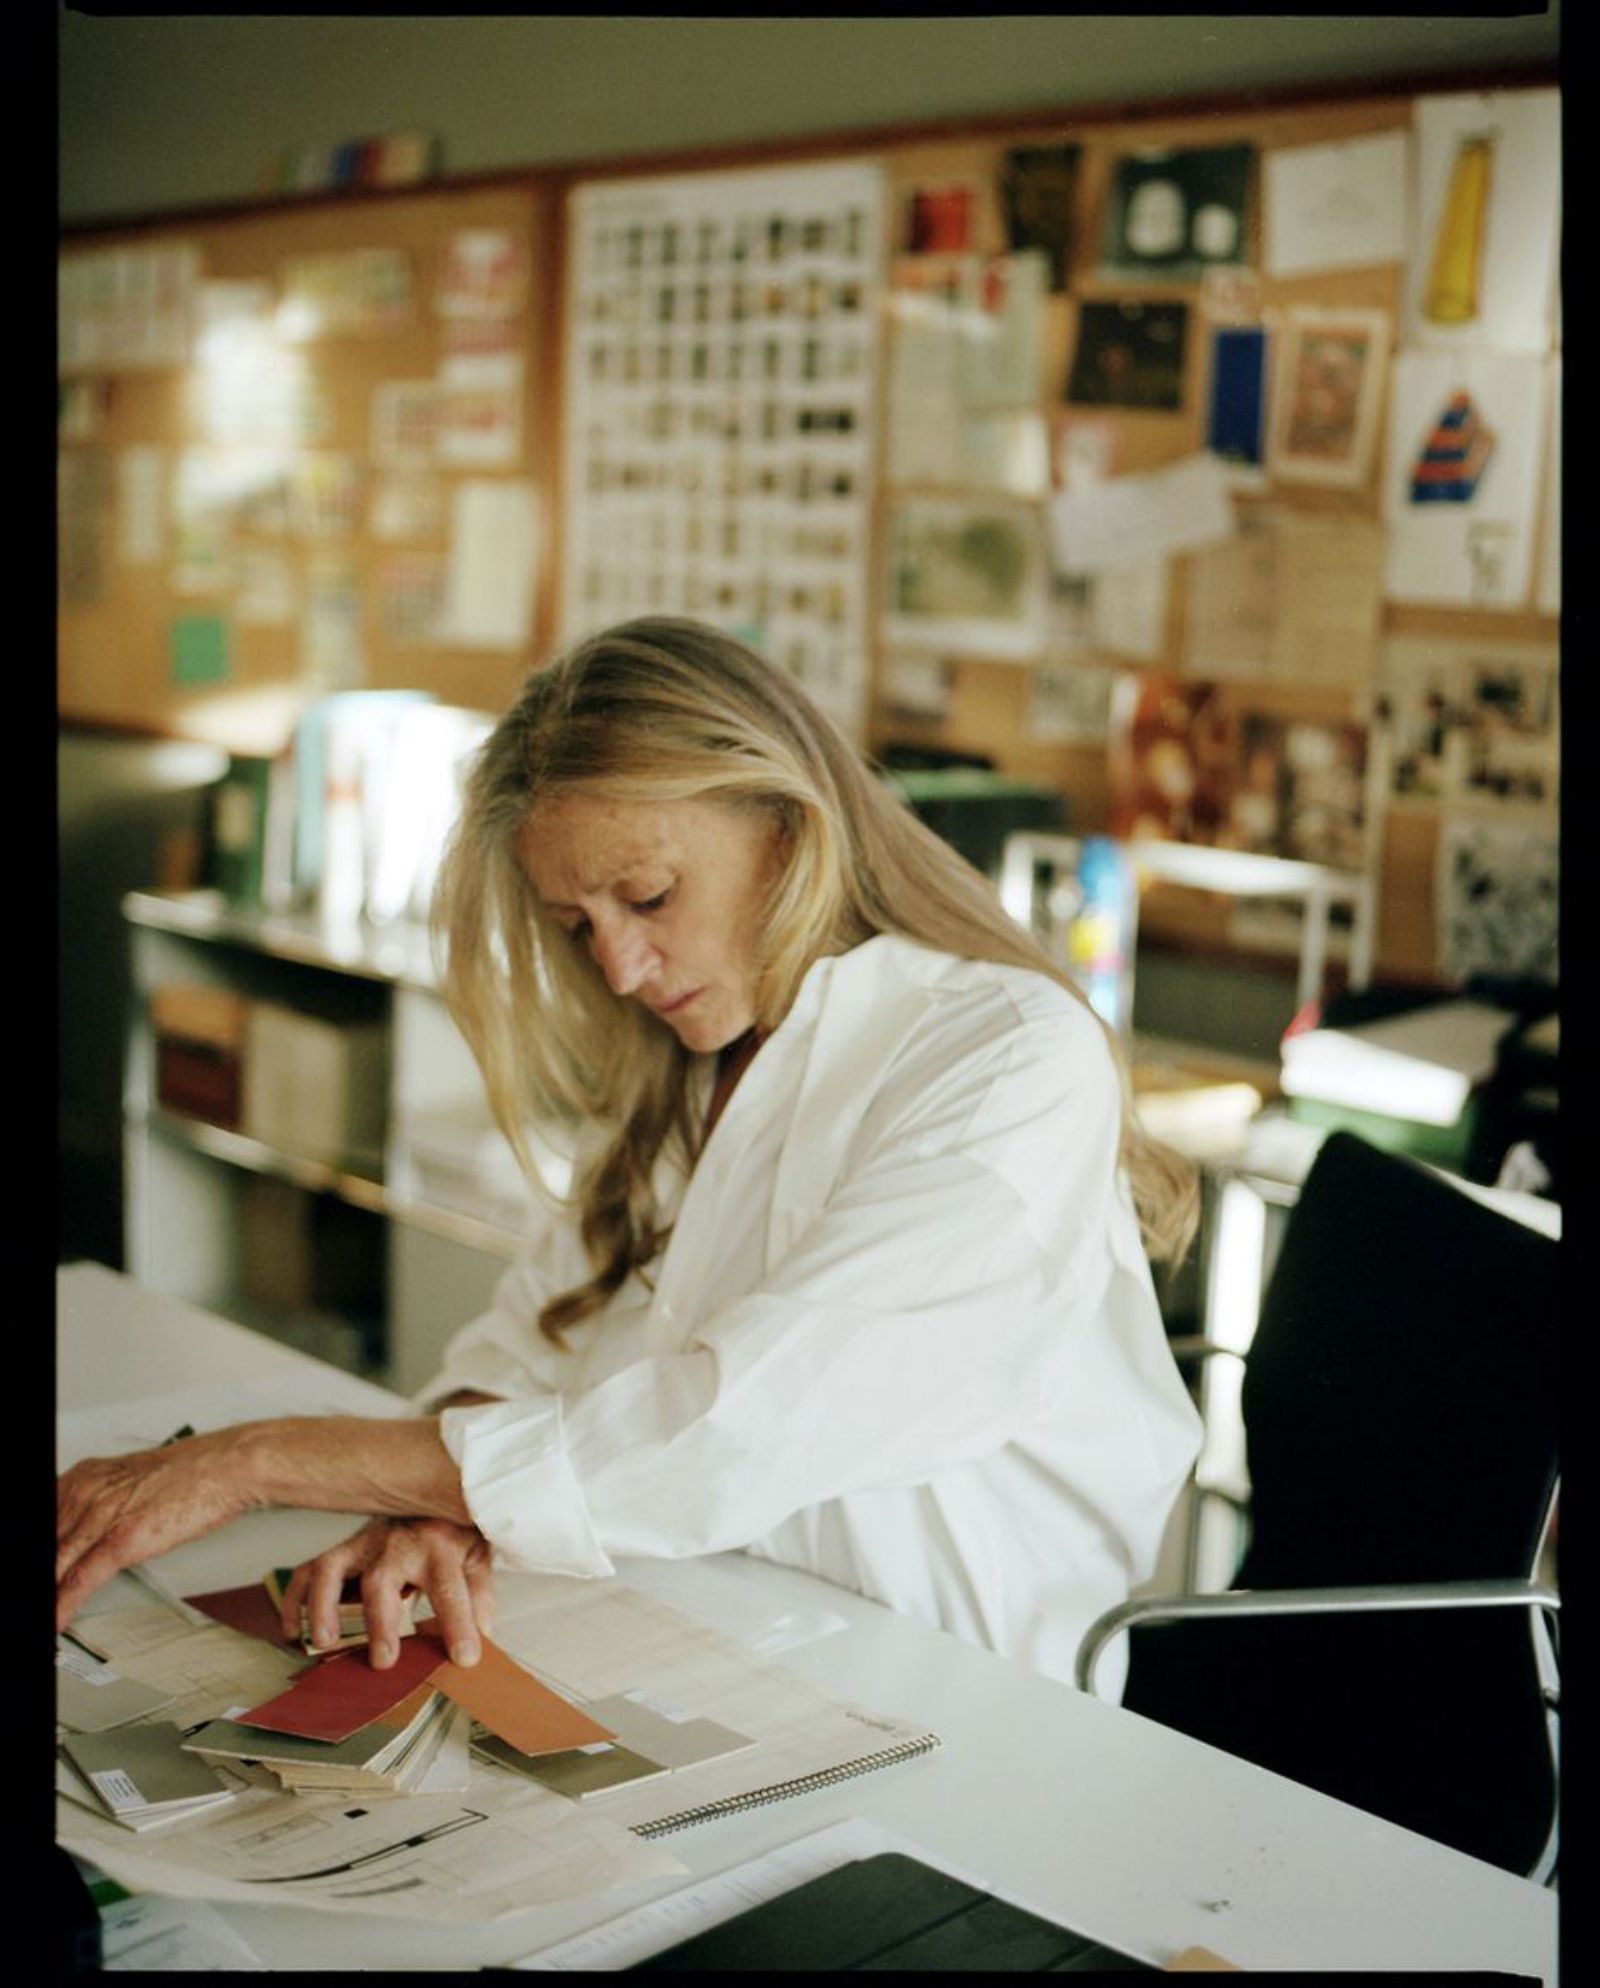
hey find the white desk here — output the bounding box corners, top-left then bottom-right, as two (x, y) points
(57, 1262), (1559, 1979)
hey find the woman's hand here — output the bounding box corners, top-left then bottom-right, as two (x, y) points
(279, 1517), (496, 1669)
(56, 1433), (256, 1632)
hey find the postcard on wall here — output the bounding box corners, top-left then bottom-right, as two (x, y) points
(170, 613), (230, 687)
(1049, 451), (1233, 578)
(998, 143), (1082, 291)
(1437, 813), (1558, 985)
(1027, 660), (1116, 743)
(58, 242), (199, 373)
(1383, 348), (1547, 607)
(1199, 265), (1262, 327)
(885, 497), (1047, 660)
(1067, 300), (1188, 412)
(436, 228), (528, 320)
(169, 449), (234, 595)
(291, 452), (364, 540)
(1374, 638), (1471, 803)
(1268, 307), (1389, 488)
(1097, 143), (1254, 284)
(1263, 129), (1409, 277)
(437, 352), (523, 467)
(1406, 88), (1560, 354)
(1206, 324), (1269, 489)
(302, 554), (365, 687)
(959, 251), (1049, 411)
(1107, 672), (1237, 845)
(959, 411), (1052, 499)
(376, 552), (449, 646)
(903, 181), (980, 256)
(1054, 415), (1119, 493)
(372, 380), (443, 465)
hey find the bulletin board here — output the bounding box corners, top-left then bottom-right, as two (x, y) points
(58, 175), (558, 741)
(59, 66), (1560, 987)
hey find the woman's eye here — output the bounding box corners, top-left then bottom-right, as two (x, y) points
(633, 888), (672, 914)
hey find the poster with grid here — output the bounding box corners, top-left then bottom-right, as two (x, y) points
(562, 159), (887, 739)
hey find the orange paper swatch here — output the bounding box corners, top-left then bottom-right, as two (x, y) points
(421, 1627), (617, 1757)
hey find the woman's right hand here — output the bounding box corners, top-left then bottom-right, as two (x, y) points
(279, 1516), (497, 1668)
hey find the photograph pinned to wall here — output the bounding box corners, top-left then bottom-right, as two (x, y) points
(435, 228), (528, 320)
(1107, 672), (1237, 845)
(1376, 636), (1559, 808)
(1225, 709), (1370, 870)
(902, 181), (981, 256)
(1027, 660), (1117, 743)
(997, 142), (1082, 291)
(1267, 307), (1389, 488)
(1383, 347), (1546, 607)
(885, 497), (1048, 660)
(1098, 143), (1254, 284)
(437, 352), (523, 467)
(278, 247), (414, 339)
(1066, 300), (1188, 412)
(1374, 638), (1470, 803)
(371, 380), (443, 465)
(1263, 129), (1409, 277)
(1206, 323), (1270, 489)
(1407, 88), (1560, 354)
(1437, 813), (1558, 985)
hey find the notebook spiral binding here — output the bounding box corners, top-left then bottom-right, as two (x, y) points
(628, 1732), (942, 1840)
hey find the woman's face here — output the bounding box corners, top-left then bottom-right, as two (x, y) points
(518, 792), (787, 1055)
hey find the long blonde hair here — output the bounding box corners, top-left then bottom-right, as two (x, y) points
(433, 617), (1198, 1340)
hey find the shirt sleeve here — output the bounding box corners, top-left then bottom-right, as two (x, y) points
(438, 995), (1134, 1578)
(410, 1202), (591, 1412)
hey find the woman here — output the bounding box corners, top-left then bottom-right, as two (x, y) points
(57, 619), (1202, 1696)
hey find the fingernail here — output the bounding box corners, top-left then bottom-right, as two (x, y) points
(372, 1640), (394, 1668)
(453, 1640), (480, 1667)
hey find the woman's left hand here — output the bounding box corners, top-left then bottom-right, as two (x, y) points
(56, 1434), (254, 1632)
(279, 1517), (497, 1669)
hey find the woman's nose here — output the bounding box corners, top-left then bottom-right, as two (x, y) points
(592, 919), (655, 997)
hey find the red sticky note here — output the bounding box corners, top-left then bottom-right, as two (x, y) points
(240, 1634), (445, 1743)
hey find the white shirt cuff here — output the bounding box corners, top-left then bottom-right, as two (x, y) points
(438, 1398), (615, 1580)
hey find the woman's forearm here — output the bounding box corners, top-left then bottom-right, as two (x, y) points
(224, 1415), (474, 1525)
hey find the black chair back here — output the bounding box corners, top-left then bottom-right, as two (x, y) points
(1123, 1132), (1559, 1876)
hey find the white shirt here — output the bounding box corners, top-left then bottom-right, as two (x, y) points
(416, 934), (1202, 1696)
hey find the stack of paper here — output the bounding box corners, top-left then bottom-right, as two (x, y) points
(59, 1722), (235, 1833)
(1279, 998), (1515, 1127)
(183, 1686), (464, 1796)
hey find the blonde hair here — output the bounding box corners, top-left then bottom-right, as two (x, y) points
(433, 617), (1198, 1340)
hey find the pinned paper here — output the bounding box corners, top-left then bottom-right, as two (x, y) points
(1049, 452), (1233, 577)
(441, 478), (537, 649)
(1263, 131), (1409, 276)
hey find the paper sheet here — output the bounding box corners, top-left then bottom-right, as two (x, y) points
(100, 1892), (269, 1971)
(441, 478), (538, 649)
(1264, 131), (1409, 276)
(1049, 453), (1233, 577)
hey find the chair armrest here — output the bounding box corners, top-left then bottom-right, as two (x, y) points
(1075, 1578), (1560, 1697)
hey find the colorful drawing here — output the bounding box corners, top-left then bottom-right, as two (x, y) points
(1421, 133), (1494, 328)
(1410, 391), (1496, 503)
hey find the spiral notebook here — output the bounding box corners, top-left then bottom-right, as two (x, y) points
(480, 1576), (942, 1842)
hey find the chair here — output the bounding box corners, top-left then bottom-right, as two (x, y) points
(1076, 1130), (1560, 1880)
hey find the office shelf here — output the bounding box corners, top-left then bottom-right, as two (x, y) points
(122, 890), (538, 1387)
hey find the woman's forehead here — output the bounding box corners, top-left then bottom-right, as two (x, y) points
(517, 793), (716, 897)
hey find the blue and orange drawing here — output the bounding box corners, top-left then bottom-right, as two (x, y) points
(1409, 391), (1495, 503)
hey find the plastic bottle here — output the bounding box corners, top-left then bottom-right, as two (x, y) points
(1069, 835), (1137, 1033)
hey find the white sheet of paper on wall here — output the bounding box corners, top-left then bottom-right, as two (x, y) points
(1383, 348), (1547, 608)
(1264, 130), (1410, 276)
(441, 478), (538, 649)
